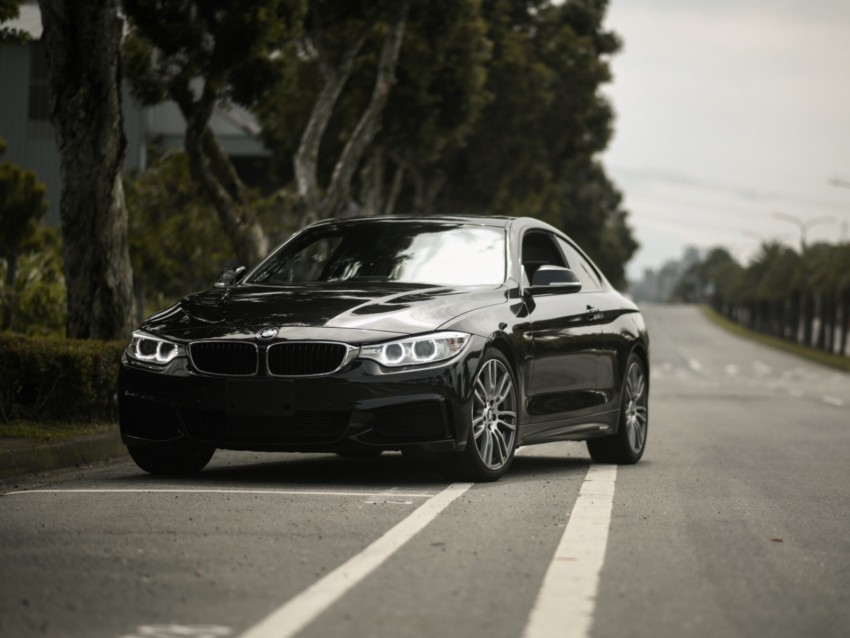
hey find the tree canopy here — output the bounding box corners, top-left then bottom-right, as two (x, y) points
(123, 0), (307, 265)
(256, 0), (635, 286)
(676, 241), (850, 357)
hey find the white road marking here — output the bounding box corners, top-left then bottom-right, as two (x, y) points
(753, 361), (773, 375)
(725, 364), (739, 376)
(688, 359), (703, 373)
(822, 396), (845, 407)
(3, 488), (436, 499)
(238, 482), (473, 638)
(119, 624), (232, 638)
(522, 464), (617, 638)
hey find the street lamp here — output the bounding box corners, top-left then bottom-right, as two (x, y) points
(772, 212), (836, 252)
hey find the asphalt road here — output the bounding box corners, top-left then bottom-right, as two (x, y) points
(1, 304), (848, 638)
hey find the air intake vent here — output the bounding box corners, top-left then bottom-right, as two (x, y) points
(189, 341), (258, 376)
(267, 342), (350, 376)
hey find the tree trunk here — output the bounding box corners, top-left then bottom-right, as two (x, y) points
(294, 2), (410, 225)
(360, 148), (385, 216)
(826, 294), (837, 354)
(384, 161), (405, 215)
(294, 22), (373, 226)
(172, 85), (268, 266)
(839, 291), (849, 357)
(802, 293), (814, 347)
(789, 292), (801, 343)
(322, 1), (410, 220)
(411, 168), (447, 215)
(815, 295), (827, 351)
(39, 0), (134, 339)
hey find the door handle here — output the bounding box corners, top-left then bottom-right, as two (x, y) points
(585, 305), (601, 320)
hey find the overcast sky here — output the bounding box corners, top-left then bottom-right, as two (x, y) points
(601, 0), (850, 279)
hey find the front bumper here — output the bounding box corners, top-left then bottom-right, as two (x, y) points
(118, 337), (485, 453)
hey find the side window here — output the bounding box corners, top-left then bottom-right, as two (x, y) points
(521, 232), (566, 283)
(556, 238), (603, 292)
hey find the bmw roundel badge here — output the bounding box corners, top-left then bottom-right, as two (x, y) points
(257, 327), (278, 340)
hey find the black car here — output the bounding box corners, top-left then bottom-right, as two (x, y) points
(119, 216), (649, 481)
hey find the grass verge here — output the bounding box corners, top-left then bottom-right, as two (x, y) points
(700, 306), (850, 373)
(0, 421), (117, 441)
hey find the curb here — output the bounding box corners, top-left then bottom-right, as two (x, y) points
(0, 430), (127, 480)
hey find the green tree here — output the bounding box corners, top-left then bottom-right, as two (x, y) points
(125, 152), (233, 319)
(430, 0), (635, 286)
(125, 151), (290, 320)
(8, 227), (67, 336)
(259, 0), (490, 219)
(0, 0), (27, 44)
(362, 0), (490, 215)
(0, 139), (48, 330)
(807, 242), (843, 353)
(288, 0), (411, 224)
(122, 0), (307, 265)
(38, 0), (136, 340)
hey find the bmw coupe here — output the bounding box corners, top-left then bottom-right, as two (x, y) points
(119, 216), (649, 481)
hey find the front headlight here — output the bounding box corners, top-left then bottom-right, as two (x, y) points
(127, 331), (181, 365)
(359, 332), (470, 368)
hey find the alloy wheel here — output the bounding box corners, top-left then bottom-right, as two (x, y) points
(472, 358), (518, 470)
(623, 360), (648, 454)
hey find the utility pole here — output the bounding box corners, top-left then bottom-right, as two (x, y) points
(772, 212), (836, 253)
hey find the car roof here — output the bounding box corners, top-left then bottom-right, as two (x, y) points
(307, 215), (561, 233)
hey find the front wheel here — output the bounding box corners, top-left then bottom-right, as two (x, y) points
(127, 439), (215, 476)
(443, 349), (519, 481)
(587, 352), (648, 464)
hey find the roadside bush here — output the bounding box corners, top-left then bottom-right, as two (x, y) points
(0, 333), (125, 423)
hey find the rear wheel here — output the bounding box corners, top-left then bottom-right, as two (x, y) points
(444, 349), (518, 481)
(127, 439), (215, 475)
(587, 353), (648, 464)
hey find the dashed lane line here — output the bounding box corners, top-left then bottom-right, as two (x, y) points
(523, 464), (617, 638)
(238, 482), (472, 638)
(822, 396), (845, 407)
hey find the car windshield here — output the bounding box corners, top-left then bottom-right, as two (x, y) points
(248, 222), (506, 286)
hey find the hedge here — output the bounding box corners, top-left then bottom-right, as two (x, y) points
(0, 333), (126, 423)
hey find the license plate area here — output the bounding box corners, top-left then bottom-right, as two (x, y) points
(226, 379), (295, 416)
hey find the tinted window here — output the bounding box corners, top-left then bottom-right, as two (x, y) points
(521, 232), (566, 283)
(556, 238), (603, 292)
(249, 223), (506, 286)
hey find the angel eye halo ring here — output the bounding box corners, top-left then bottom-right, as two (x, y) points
(359, 332), (470, 368)
(127, 331), (180, 365)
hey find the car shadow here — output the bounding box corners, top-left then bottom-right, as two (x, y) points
(109, 452), (446, 489)
(108, 448), (600, 490)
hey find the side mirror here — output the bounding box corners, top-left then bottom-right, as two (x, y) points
(529, 265), (582, 295)
(214, 265), (247, 288)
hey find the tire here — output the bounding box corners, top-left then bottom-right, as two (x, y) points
(127, 439), (215, 476)
(587, 352), (648, 464)
(443, 349), (519, 481)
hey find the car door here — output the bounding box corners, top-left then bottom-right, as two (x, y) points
(554, 236), (619, 411)
(521, 231), (606, 439)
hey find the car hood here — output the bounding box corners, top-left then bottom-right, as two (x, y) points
(140, 283), (507, 343)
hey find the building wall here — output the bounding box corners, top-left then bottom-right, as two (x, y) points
(0, 41), (62, 225)
(1, 23), (271, 227)
(0, 40), (149, 226)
